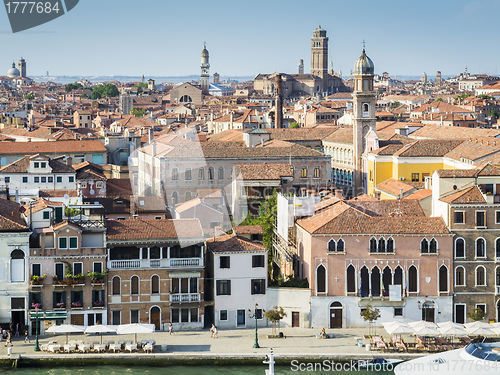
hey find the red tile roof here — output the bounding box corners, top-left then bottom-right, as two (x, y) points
(106, 218), (203, 241)
(206, 234), (267, 253)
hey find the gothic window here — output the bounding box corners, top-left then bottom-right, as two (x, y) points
(455, 238), (465, 258)
(151, 275), (160, 294)
(131, 276), (139, 295)
(327, 239), (336, 252)
(420, 239), (429, 254)
(346, 265), (356, 293)
(408, 266), (418, 293)
(316, 264), (326, 293)
(476, 266), (486, 286)
(369, 237), (377, 253)
(455, 266), (465, 286)
(476, 238), (486, 258)
(337, 239), (345, 252)
(438, 265), (448, 292)
(371, 267), (381, 297)
(429, 238), (438, 253)
(387, 238), (394, 253)
(378, 238), (386, 253)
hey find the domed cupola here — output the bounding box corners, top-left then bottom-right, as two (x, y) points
(7, 62), (20, 78)
(353, 50), (374, 75)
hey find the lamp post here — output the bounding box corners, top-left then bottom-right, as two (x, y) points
(34, 306), (40, 352)
(248, 303), (260, 349)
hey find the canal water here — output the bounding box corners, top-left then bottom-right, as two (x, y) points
(0, 365), (395, 375)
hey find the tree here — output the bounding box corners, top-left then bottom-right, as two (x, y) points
(90, 83), (119, 99)
(434, 97), (443, 102)
(360, 305), (381, 336)
(456, 93), (471, 102)
(134, 82), (148, 91)
(289, 121), (300, 128)
(489, 109), (499, 119)
(264, 306), (287, 336)
(468, 307), (486, 322)
(477, 94), (493, 100)
(131, 108), (147, 117)
(65, 82), (83, 92)
(389, 101), (400, 109)
(80, 93), (88, 99)
(24, 93), (34, 100)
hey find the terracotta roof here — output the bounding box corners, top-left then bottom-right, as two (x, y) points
(297, 201), (448, 235)
(444, 137), (500, 161)
(135, 196), (166, 213)
(346, 199), (425, 217)
(409, 124), (500, 140)
(315, 196), (341, 212)
(22, 198), (63, 214)
(39, 190), (78, 198)
(439, 186), (486, 204)
(233, 225), (263, 234)
(234, 163), (293, 180)
(392, 140), (463, 157)
(106, 218), (203, 241)
(0, 154), (75, 173)
(0, 140), (107, 155)
(376, 178), (415, 196)
(436, 164), (500, 178)
(322, 126), (353, 144)
(106, 179), (132, 198)
(0, 198), (28, 232)
(207, 234), (267, 253)
(403, 189), (432, 200)
(52, 221), (82, 232)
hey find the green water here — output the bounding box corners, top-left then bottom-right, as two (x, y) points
(0, 365), (395, 375)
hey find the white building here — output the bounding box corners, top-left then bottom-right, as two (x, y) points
(0, 198), (31, 330)
(207, 234), (268, 329)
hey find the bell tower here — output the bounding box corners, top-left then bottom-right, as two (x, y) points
(201, 44), (210, 95)
(352, 48), (375, 195)
(311, 26), (328, 93)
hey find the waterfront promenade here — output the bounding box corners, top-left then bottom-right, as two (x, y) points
(0, 327), (424, 364)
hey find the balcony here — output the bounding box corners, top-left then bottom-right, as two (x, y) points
(108, 257), (203, 270)
(169, 293), (200, 303)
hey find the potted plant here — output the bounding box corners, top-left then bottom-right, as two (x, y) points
(30, 274), (46, 285)
(72, 273), (85, 285)
(52, 275), (59, 285)
(56, 302), (65, 309)
(65, 274), (74, 286)
(264, 306), (287, 338)
(92, 300), (104, 307)
(31, 302), (41, 309)
(71, 301), (82, 308)
(86, 270), (108, 283)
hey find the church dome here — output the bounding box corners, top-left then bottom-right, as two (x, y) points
(7, 62), (20, 78)
(353, 50), (374, 75)
(201, 46), (209, 58)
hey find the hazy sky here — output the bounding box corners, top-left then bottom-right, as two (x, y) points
(0, 0), (498, 78)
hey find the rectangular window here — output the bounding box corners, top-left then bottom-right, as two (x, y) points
(69, 176), (74, 183)
(181, 308), (189, 322)
(96, 181), (103, 188)
(314, 167), (320, 179)
(71, 290), (83, 307)
(34, 162), (39, 168)
(80, 182), (87, 189)
(43, 211), (50, 220)
(394, 307), (403, 317)
(455, 211), (465, 224)
(58, 237), (67, 249)
(251, 279), (266, 295)
(190, 308), (198, 322)
(216, 280), (231, 295)
(41, 177), (46, 183)
(411, 173), (419, 182)
(189, 278), (197, 293)
(22, 176), (28, 183)
(112, 310), (121, 325)
(93, 262), (102, 274)
(172, 168), (179, 181)
(131, 310), (139, 324)
(252, 255), (265, 268)
(476, 304), (486, 314)
(220, 310), (228, 321)
(171, 309), (179, 323)
(198, 168), (204, 180)
(41, 162), (46, 168)
(496, 211), (500, 224)
(34, 177), (39, 183)
(48, 176), (53, 183)
(56, 176), (62, 183)
(185, 168), (192, 181)
(32, 264), (41, 277)
(92, 289), (104, 306)
(69, 237), (78, 249)
(53, 291), (66, 309)
(92, 154), (103, 165)
(301, 167), (307, 178)
(219, 256), (230, 269)
(476, 211), (486, 227)
(73, 262), (83, 275)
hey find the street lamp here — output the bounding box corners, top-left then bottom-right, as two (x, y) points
(34, 306), (40, 351)
(248, 303), (260, 349)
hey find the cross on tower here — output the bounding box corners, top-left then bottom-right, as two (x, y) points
(362, 40), (366, 50)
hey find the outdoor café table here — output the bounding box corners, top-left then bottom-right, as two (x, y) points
(48, 344), (61, 353)
(125, 343), (137, 353)
(78, 343), (90, 353)
(93, 344), (106, 353)
(109, 343), (121, 353)
(64, 344), (76, 353)
(143, 343), (154, 353)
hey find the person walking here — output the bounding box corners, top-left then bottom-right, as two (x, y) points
(210, 323), (215, 338)
(24, 331), (30, 343)
(5, 331), (12, 347)
(213, 326), (218, 339)
(15, 323), (19, 337)
(168, 323), (173, 335)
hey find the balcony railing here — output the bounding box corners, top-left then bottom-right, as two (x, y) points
(108, 257), (203, 270)
(169, 293), (200, 303)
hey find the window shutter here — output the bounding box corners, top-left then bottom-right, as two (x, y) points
(228, 280), (231, 295)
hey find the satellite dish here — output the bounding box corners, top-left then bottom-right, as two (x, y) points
(90, 190), (95, 195)
(63, 194), (69, 200)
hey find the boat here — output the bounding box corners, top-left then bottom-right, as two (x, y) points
(394, 341), (500, 374)
(356, 358), (404, 370)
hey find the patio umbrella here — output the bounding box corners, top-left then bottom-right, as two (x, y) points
(409, 321), (438, 329)
(84, 324), (117, 344)
(385, 323), (415, 335)
(490, 326), (500, 335)
(46, 324), (85, 343)
(465, 326), (495, 336)
(412, 326), (440, 337)
(438, 325), (468, 337)
(116, 323), (155, 343)
(382, 321), (405, 328)
(437, 321), (463, 329)
(464, 321), (490, 329)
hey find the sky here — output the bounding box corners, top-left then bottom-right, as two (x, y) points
(0, 0), (498, 79)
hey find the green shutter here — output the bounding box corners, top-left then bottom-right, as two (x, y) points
(59, 237), (67, 249)
(69, 237), (77, 249)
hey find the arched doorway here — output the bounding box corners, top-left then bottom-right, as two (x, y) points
(329, 301), (342, 329)
(150, 306), (161, 330)
(422, 301), (435, 322)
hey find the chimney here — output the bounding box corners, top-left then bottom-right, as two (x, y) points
(148, 127), (154, 143)
(230, 112), (234, 123)
(261, 139), (265, 147)
(66, 156), (72, 167)
(335, 189), (343, 200)
(130, 196), (136, 216)
(27, 138), (31, 142)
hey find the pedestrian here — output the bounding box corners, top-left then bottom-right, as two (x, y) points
(210, 323), (215, 338)
(213, 326), (218, 339)
(5, 331), (11, 347)
(0, 327), (3, 342)
(168, 322), (173, 335)
(15, 323), (19, 337)
(24, 331), (30, 343)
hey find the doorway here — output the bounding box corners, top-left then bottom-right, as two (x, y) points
(455, 304), (465, 324)
(292, 312), (299, 327)
(236, 309), (246, 327)
(329, 301), (343, 328)
(150, 307), (161, 330)
(422, 304), (435, 322)
(71, 314), (84, 325)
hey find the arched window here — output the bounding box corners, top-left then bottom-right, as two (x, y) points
(438, 265), (448, 292)
(171, 168), (178, 181)
(371, 267), (381, 297)
(496, 238), (500, 259)
(346, 265), (356, 293)
(337, 239), (345, 252)
(369, 238), (377, 253)
(455, 238), (465, 258)
(112, 276), (121, 295)
(429, 238), (438, 253)
(171, 191), (178, 205)
(387, 238), (394, 253)
(218, 167), (224, 180)
(408, 265), (418, 293)
(378, 238), (386, 253)
(185, 191), (192, 201)
(476, 266), (486, 286)
(131, 276), (139, 295)
(476, 238), (486, 258)
(394, 266), (403, 287)
(382, 267), (392, 296)
(420, 239), (429, 254)
(151, 275), (160, 294)
(360, 266), (369, 297)
(208, 167), (214, 181)
(316, 264), (326, 293)
(327, 239), (336, 252)
(10, 249), (25, 282)
(496, 267), (500, 286)
(455, 266), (465, 286)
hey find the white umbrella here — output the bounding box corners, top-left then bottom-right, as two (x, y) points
(409, 321), (438, 329)
(438, 325), (468, 336)
(490, 326), (500, 335)
(437, 321), (463, 329)
(465, 326), (495, 336)
(464, 321), (490, 329)
(385, 323), (414, 335)
(413, 326), (441, 337)
(382, 321), (404, 327)
(117, 323), (155, 343)
(84, 324), (117, 344)
(46, 324), (85, 343)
